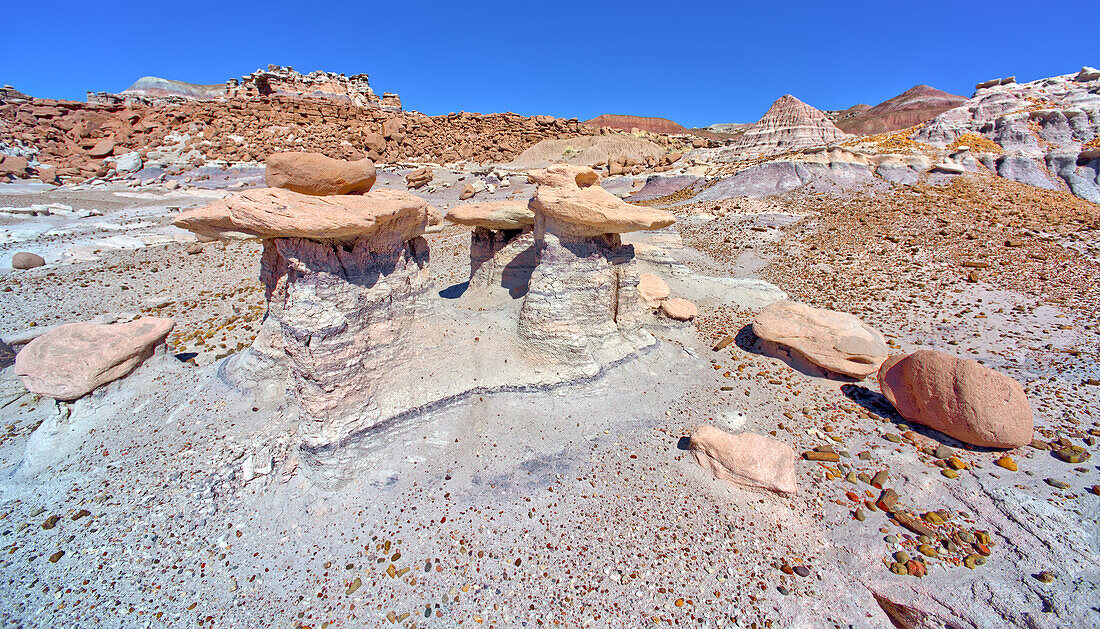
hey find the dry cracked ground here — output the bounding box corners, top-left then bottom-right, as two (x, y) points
(0, 165), (1098, 629)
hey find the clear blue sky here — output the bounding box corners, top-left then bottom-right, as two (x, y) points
(1, 1), (1094, 128)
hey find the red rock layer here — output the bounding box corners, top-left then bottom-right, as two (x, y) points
(583, 114), (687, 135)
(834, 85), (967, 135)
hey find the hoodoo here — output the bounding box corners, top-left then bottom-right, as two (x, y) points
(517, 164), (675, 370)
(173, 171), (441, 451)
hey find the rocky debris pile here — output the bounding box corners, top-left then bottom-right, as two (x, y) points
(608, 151), (683, 175)
(14, 317), (174, 400)
(445, 200), (537, 293)
(173, 155), (441, 451)
(878, 350), (1034, 448)
(583, 114), (688, 135)
(828, 85), (967, 135)
(518, 164), (675, 370)
(723, 95), (848, 158)
(506, 134), (692, 171)
(913, 69), (1100, 203)
(752, 301), (888, 378)
(0, 93), (591, 182)
(264, 151), (377, 195)
(689, 425), (797, 494)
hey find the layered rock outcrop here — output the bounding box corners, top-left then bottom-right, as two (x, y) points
(725, 95), (848, 157)
(173, 186), (440, 451)
(913, 70), (1100, 203)
(518, 165), (674, 370)
(14, 317), (174, 400)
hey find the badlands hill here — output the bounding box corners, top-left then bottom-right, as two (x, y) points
(721, 94), (848, 157)
(584, 113), (687, 135)
(829, 85), (967, 135)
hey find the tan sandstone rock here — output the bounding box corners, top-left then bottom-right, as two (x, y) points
(171, 187), (441, 242)
(445, 200), (535, 231)
(405, 166), (433, 189)
(752, 301), (888, 378)
(637, 272), (670, 307)
(877, 350), (1033, 448)
(14, 317), (174, 400)
(689, 425), (797, 494)
(264, 152), (377, 196)
(661, 298), (697, 321)
(527, 164), (675, 237)
(11, 252), (45, 270)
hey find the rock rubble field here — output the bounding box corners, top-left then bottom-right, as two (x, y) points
(0, 65), (1098, 629)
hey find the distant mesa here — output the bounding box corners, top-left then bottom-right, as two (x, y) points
(583, 114), (687, 135)
(827, 85), (967, 135)
(122, 77), (225, 100)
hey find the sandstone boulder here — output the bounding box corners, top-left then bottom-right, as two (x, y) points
(172, 187), (440, 242)
(661, 297), (697, 321)
(527, 164), (674, 237)
(877, 350), (1033, 448)
(445, 200), (535, 230)
(87, 137), (115, 157)
(405, 166), (433, 189)
(264, 152), (377, 196)
(459, 183), (477, 200)
(11, 252), (45, 269)
(689, 425), (797, 494)
(637, 272), (670, 307)
(752, 301), (888, 378)
(14, 317), (174, 401)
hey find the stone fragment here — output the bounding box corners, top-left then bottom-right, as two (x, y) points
(11, 252), (45, 269)
(877, 350), (1034, 448)
(660, 298), (697, 321)
(752, 301), (888, 378)
(14, 317), (174, 400)
(264, 152), (376, 196)
(172, 187), (440, 242)
(637, 273), (670, 307)
(689, 425), (797, 494)
(405, 166), (433, 189)
(445, 200), (534, 231)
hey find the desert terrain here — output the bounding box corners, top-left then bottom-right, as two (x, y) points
(0, 65), (1098, 629)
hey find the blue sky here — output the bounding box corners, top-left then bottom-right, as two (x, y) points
(1, 1), (1094, 127)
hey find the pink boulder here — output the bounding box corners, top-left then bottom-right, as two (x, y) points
(877, 350), (1033, 448)
(15, 317), (175, 401)
(264, 152), (377, 196)
(689, 425), (797, 494)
